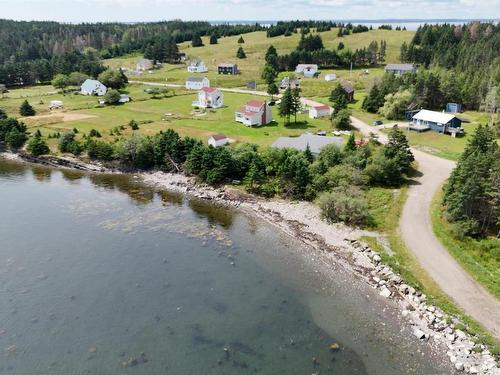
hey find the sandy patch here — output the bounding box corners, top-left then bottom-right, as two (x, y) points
(20, 112), (96, 127)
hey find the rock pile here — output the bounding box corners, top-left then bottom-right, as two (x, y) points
(348, 239), (499, 375)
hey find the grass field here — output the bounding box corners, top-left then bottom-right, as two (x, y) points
(0, 83), (338, 150)
(106, 28), (413, 95)
(431, 189), (500, 299)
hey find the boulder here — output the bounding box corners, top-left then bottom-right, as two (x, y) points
(379, 287), (391, 298)
(413, 328), (426, 340)
(455, 362), (464, 371)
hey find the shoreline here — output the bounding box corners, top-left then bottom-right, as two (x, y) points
(1, 152), (498, 373)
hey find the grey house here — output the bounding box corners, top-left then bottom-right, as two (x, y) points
(218, 63), (238, 75)
(385, 63), (416, 75)
(272, 133), (343, 155)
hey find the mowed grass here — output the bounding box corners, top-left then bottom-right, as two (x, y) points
(106, 28), (413, 92)
(1, 83), (336, 149)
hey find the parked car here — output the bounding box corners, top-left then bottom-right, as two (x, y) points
(372, 120), (383, 126)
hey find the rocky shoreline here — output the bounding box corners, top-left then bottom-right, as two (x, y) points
(1, 152), (498, 374)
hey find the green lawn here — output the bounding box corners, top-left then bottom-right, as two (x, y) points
(1, 83), (336, 150)
(431, 190), (500, 299)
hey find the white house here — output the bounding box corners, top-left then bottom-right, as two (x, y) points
(80, 79), (107, 96)
(309, 104), (332, 119)
(185, 77), (210, 90)
(324, 74), (337, 81)
(235, 99), (273, 127)
(193, 87), (223, 109)
(385, 63), (416, 75)
(136, 58), (154, 71)
(49, 100), (63, 109)
(295, 64), (318, 78)
(187, 59), (208, 73)
(208, 134), (230, 147)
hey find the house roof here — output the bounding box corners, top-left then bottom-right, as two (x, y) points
(218, 63), (237, 68)
(246, 99), (264, 108)
(340, 81), (354, 93)
(189, 59), (204, 66)
(81, 79), (105, 90)
(186, 77), (207, 82)
(296, 64), (318, 69)
(200, 87), (217, 93)
(412, 109), (458, 124)
(237, 107), (261, 117)
(385, 63), (415, 71)
(313, 105), (330, 111)
(209, 134), (228, 141)
(272, 134), (343, 154)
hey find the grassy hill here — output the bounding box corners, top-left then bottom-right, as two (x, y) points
(106, 28), (414, 97)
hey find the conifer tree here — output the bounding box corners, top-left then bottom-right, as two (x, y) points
(19, 100), (35, 116)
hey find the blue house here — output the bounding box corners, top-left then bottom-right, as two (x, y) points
(410, 109), (463, 136)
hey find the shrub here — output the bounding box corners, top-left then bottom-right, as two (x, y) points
(27, 131), (50, 156)
(88, 128), (101, 138)
(86, 139), (114, 161)
(317, 188), (368, 226)
(58, 131), (82, 155)
(104, 89), (121, 104)
(19, 100), (36, 116)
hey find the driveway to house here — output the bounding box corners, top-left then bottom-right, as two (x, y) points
(351, 116), (500, 339)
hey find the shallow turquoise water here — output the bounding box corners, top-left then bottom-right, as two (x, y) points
(0, 159), (453, 374)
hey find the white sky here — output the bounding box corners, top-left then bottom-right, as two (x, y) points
(0, 0), (498, 22)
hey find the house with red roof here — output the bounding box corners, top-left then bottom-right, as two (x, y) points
(309, 104), (332, 119)
(193, 87), (223, 109)
(234, 99), (273, 127)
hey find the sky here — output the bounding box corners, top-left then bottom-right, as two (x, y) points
(0, 0), (499, 23)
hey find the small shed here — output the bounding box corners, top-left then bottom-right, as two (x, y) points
(246, 81), (257, 90)
(324, 74), (337, 81)
(340, 81), (354, 102)
(119, 94), (130, 103)
(208, 134), (229, 147)
(446, 103), (462, 113)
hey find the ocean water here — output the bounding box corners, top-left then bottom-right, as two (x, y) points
(0, 159), (454, 374)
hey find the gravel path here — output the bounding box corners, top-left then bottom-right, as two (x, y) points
(351, 116), (500, 339)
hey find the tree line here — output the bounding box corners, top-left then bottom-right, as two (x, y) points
(274, 34), (388, 71)
(0, 19), (264, 86)
(400, 22), (500, 111)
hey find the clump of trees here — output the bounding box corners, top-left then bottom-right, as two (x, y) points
(0, 115), (28, 150)
(98, 69), (128, 90)
(443, 125), (499, 237)
(399, 22), (499, 110)
(104, 89), (121, 105)
(279, 87), (301, 125)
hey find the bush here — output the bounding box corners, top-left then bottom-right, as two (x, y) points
(86, 139), (114, 161)
(104, 89), (121, 104)
(27, 131), (49, 156)
(317, 188), (368, 226)
(88, 128), (101, 138)
(19, 100), (35, 116)
(331, 109), (352, 130)
(58, 131), (82, 155)
(236, 46), (246, 59)
(129, 120), (139, 130)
